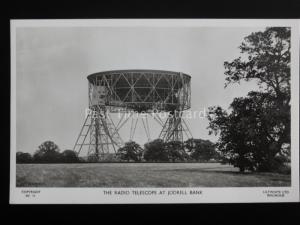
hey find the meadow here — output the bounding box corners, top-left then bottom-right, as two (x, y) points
(16, 163), (291, 187)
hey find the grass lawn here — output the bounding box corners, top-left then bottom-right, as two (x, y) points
(16, 163), (291, 187)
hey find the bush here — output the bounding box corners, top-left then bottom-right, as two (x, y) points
(165, 141), (188, 162)
(16, 152), (32, 164)
(185, 138), (218, 162)
(144, 139), (168, 162)
(116, 141), (143, 162)
(61, 150), (79, 163)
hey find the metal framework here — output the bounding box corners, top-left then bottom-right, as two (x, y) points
(86, 70), (191, 112)
(159, 111), (193, 143)
(73, 106), (123, 161)
(74, 70), (192, 161)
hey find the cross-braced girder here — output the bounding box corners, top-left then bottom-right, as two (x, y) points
(159, 111), (193, 143)
(73, 107), (124, 161)
(87, 70), (191, 113)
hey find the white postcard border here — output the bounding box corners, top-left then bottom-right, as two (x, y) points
(10, 19), (300, 204)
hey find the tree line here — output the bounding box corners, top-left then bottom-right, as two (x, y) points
(16, 138), (219, 164)
(116, 138), (220, 162)
(16, 141), (80, 164)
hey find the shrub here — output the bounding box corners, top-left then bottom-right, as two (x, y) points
(16, 152), (32, 164)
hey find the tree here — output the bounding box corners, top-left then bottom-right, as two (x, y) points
(184, 139), (218, 162)
(208, 91), (290, 172)
(116, 141), (143, 162)
(224, 27), (290, 99)
(16, 152), (32, 163)
(61, 150), (79, 163)
(165, 141), (188, 162)
(224, 27), (291, 146)
(208, 27), (291, 172)
(144, 139), (168, 162)
(33, 141), (61, 163)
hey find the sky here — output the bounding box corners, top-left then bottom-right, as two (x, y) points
(16, 26), (263, 154)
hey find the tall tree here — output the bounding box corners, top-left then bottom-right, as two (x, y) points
(225, 27), (291, 148)
(33, 141), (61, 163)
(224, 27), (290, 99)
(208, 27), (291, 172)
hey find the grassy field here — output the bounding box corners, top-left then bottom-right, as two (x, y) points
(16, 163), (291, 187)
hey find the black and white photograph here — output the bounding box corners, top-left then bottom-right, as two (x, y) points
(10, 19), (299, 203)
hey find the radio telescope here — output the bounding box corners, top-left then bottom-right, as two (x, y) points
(73, 70), (192, 161)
